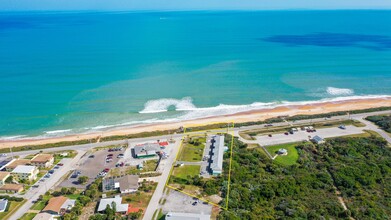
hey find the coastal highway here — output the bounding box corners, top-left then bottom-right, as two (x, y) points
(7, 110), (391, 159)
(5, 109), (391, 219)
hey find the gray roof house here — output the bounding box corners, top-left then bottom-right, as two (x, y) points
(311, 135), (325, 144)
(103, 175), (139, 194)
(133, 143), (160, 158)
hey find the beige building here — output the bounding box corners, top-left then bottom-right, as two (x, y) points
(30, 154), (54, 168)
(0, 183), (24, 193)
(11, 165), (39, 181)
(4, 159), (30, 172)
(0, 171), (10, 186)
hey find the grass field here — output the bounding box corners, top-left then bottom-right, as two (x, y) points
(172, 165), (200, 179)
(30, 194), (51, 210)
(19, 213), (37, 220)
(0, 200), (26, 219)
(177, 136), (206, 162)
(266, 143), (300, 166)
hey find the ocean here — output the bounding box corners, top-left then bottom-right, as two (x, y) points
(1, 10), (391, 139)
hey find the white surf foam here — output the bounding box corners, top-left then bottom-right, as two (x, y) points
(139, 97), (196, 113)
(326, 87), (354, 96)
(0, 135), (27, 140)
(44, 129), (72, 134)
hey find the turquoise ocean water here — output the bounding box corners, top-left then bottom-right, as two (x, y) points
(1, 10), (391, 138)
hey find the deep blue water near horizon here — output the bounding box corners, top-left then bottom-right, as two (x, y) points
(1, 10), (391, 138)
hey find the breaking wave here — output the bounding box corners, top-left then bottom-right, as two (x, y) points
(2, 95), (390, 141)
(326, 87), (354, 96)
(139, 97), (196, 113)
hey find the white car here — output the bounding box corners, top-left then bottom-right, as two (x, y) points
(0, 153), (7, 157)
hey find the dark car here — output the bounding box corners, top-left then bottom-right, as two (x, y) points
(268, 134), (272, 137)
(57, 163), (64, 166)
(284, 132), (289, 135)
(89, 155), (95, 158)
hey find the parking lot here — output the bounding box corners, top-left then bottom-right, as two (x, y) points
(59, 147), (125, 189)
(256, 125), (364, 146)
(161, 190), (212, 215)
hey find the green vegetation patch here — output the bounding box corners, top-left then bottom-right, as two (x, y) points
(172, 165), (200, 179)
(218, 135), (391, 219)
(178, 136), (206, 162)
(266, 142), (300, 166)
(366, 115), (391, 133)
(19, 213), (37, 220)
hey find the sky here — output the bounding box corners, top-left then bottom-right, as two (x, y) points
(1, 0), (391, 11)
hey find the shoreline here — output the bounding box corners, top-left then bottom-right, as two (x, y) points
(1, 97), (391, 149)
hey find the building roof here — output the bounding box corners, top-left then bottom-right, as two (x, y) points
(0, 171), (10, 180)
(0, 199), (8, 212)
(312, 135), (324, 142)
(133, 143), (160, 156)
(12, 165), (37, 174)
(118, 175), (139, 191)
(278, 148), (288, 154)
(103, 175), (139, 192)
(42, 196), (68, 213)
(5, 159), (30, 169)
(158, 141), (169, 146)
(0, 183), (23, 191)
(210, 135), (225, 173)
(166, 212), (211, 220)
(31, 154), (53, 163)
(33, 213), (53, 220)
(97, 196), (128, 213)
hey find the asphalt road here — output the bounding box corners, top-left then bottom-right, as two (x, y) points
(10, 150), (85, 220)
(5, 109), (391, 219)
(142, 137), (182, 220)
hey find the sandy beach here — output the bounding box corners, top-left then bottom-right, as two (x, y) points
(1, 97), (390, 149)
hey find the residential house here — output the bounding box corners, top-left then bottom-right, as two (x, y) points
(102, 175), (139, 194)
(0, 183), (24, 193)
(97, 195), (128, 214)
(4, 159), (30, 172)
(11, 165), (39, 181)
(42, 196), (75, 216)
(0, 199), (8, 212)
(0, 171), (10, 186)
(30, 154), (54, 168)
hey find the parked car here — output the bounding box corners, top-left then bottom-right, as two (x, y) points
(268, 134), (272, 137)
(0, 153), (7, 157)
(117, 154), (124, 158)
(54, 166), (60, 169)
(44, 174), (51, 178)
(48, 170), (55, 174)
(89, 155), (95, 158)
(284, 132), (289, 135)
(57, 163), (64, 166)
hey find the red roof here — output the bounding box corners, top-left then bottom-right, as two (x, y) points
(158, 141), (168, 146)
(128, 204), (143, 213)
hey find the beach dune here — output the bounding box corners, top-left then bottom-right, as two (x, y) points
(1, 97), (390, 149)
